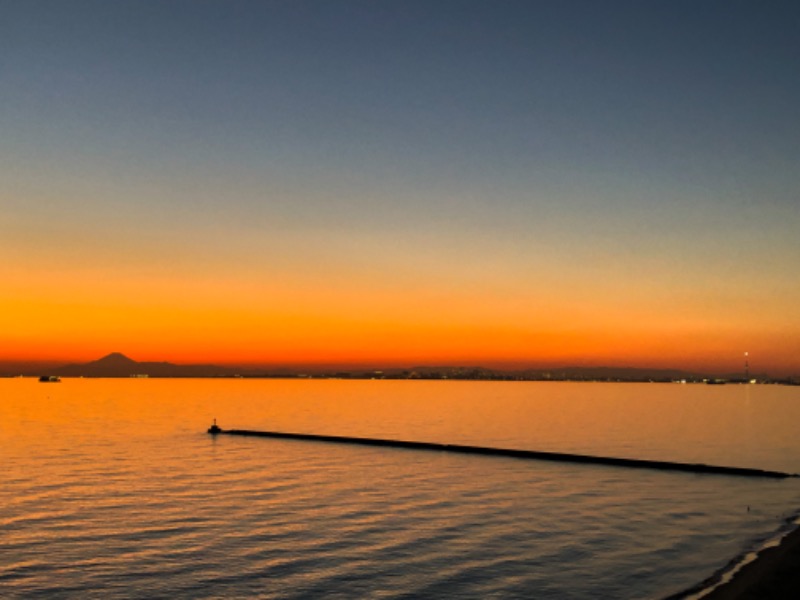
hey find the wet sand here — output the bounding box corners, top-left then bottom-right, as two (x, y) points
(669, 525), (800, 599)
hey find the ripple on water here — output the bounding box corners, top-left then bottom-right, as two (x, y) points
(3, 380), (800, 599)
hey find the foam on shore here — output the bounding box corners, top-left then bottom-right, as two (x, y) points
(666, 513), (800, 599)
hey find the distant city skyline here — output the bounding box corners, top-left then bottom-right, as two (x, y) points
(0, 350), (784, 383)
(2, 1), (799, 376)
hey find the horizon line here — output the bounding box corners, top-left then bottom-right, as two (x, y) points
(0, 351), (791, 379)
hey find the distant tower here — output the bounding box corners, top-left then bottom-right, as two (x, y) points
(744, 352), (749, 379)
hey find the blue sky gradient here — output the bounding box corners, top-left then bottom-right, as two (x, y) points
(2, 1), (799, 373)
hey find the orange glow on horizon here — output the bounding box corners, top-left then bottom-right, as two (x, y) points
(3, 3), (799, 382)
(2, 251), (799, 377)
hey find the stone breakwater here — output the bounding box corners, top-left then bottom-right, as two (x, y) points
(210, 427), (797, 479)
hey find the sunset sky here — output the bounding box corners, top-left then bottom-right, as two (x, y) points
(2, 1), (799, 375)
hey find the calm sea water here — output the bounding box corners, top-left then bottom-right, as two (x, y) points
(2, 379), (800, 599)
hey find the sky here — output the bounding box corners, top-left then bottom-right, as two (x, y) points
(2, 0), (799, 375)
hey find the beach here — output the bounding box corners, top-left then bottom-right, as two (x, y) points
(668, 525), (800, 599)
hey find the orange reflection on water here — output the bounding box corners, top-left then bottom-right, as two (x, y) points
(4, 378), (800, 473)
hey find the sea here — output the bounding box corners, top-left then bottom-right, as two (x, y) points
(2, 378), (799, 599)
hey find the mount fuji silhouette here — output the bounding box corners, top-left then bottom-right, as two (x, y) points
(54, 353), (233, 377)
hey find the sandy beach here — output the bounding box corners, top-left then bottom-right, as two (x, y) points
(668, 525), (800, 599)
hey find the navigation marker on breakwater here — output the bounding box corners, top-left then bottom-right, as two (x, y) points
(206, 423), (797, 479)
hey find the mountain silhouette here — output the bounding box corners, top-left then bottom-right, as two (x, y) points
(91, 352), (138, 367)
(54, 353), (234, 377)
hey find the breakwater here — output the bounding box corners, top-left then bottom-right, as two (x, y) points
(209, 427), (796, 479)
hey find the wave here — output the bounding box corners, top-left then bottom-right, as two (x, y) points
(664, 510), (800, 599)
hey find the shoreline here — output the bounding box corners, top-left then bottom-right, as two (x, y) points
(667, 520), (800, 599)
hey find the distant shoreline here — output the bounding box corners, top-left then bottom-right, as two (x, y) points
(3, 373), (800, 386)
(2, 353), (797, 383)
